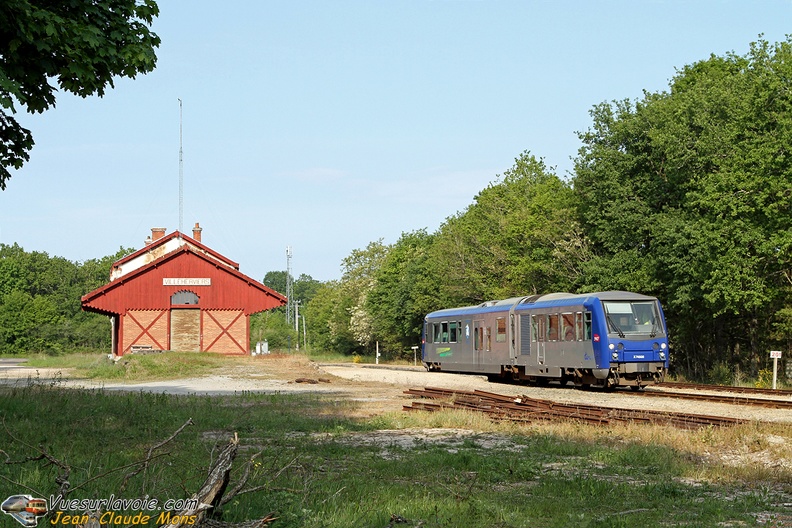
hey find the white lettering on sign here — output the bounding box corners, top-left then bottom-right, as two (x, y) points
(163, 278), (211, 286)
(770, 350), (782, 359)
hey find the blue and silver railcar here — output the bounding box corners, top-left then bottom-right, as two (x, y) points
(422, 291), (669, 389)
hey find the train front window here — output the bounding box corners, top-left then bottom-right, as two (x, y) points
(602, 301), (664, 336)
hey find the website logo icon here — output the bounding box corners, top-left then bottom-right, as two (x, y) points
(1, 495), (48, 527)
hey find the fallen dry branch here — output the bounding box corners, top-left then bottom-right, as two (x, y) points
(160, 433), (281, 528)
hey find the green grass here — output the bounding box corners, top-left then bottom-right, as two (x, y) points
(1, 381), (790, 528)
(21, 352), (228, 381)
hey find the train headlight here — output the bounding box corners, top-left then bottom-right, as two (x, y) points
(617, 343), (624, 351)
(609, 343), (615, 350)
(652, 342), (659, 350)
(661, 342), (667, 350)
(612, 352), (618, 360)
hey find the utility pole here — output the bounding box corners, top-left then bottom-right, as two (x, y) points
(302, 314), (307, 351)
(294, 300), (300, 351)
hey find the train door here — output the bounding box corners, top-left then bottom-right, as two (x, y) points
(508, 303), (521, 359)
(473, 319), (486, 369)
(509, 313), (517, 359)
(533, 314), (546, 365)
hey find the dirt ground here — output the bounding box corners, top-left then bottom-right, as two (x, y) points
(1, 354), (790, 424)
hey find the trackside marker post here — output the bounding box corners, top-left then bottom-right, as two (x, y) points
(770, 350), (782, 390)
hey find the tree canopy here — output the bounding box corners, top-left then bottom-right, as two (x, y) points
(0, 244), (133, 353)
(0, 0), (160, 188)
(573, 37), (792, 377)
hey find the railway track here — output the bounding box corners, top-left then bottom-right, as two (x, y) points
(404, 387), (746, 429)
(638, 387), (792, 409)
(658, 381), (792, 397)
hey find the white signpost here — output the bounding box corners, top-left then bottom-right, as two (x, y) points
(770, 350), (782, 390)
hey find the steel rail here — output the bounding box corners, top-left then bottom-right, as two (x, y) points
(658, 381), (792, 397)
(636, 389), (792, 409)
(403, 387), (746, 429)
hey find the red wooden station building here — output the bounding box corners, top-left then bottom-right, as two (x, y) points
(81, 224), (286, 356)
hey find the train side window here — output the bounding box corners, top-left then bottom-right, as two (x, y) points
(575, 312), (584, 341)
(548, 314), (559, 341)
(562, 313), (575, 341)
(433, 323), (441, 343)
(496, 317), (507, 342)
(449, 321), (458, 343)
(441, 322), (449, 343)
(485, 327), (491, 351)
(584, 312), (592, 340)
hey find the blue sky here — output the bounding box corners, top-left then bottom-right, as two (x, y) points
(1, 1), (790, 282)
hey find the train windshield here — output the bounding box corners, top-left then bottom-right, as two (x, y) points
(602, 300), (664, 337)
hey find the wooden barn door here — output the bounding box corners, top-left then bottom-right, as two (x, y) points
(123, 310), (168, 353)
(170, 309), (201, 351)
(202, 310), (247, 354)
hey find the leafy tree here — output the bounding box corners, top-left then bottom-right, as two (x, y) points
(0, 244), (133, 354)
(259, 270), (321, 351)
(303, 280), (359, 355)
(303, 242), (387, 356)
(0, 0), (160, 188)
(339, 240), (388, 353)
(0, 290), (61, 353)
(366, 229), (438, 357)
(249, 310), (297, 351)
(294, 273), (321, 305)
(431, 151), (584, 305)
(261, 270), (288, 296)
(573, 37), (792, 377)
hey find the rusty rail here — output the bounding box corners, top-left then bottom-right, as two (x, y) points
(657, 381), (792, 397)
(635, 388), (792, 409)
(404, 387), (746, 429)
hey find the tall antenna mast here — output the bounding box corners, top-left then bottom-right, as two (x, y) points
(286, 246), (293, 324)
(178, 98), (184, 234)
